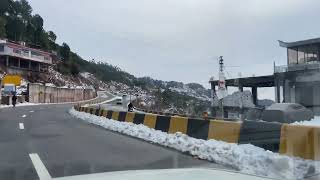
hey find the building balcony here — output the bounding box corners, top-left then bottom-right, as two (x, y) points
(3, 51), (52, 64)
(274, 62), (320, 73)
(0, 40), (52, 64)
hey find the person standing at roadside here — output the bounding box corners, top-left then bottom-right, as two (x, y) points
(12, 92), (17, 108)
(128, 102), (133, 112)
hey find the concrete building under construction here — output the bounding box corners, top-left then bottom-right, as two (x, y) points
(210, 37), (320, 116)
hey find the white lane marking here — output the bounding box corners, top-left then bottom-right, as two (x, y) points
(19, 123), (24, 130)
(29, 153), (52, 180)
(30, 110), (34, 113)
(22, 114), (27, 118)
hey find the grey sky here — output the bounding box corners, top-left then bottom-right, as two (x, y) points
(28, 0), (320, 98)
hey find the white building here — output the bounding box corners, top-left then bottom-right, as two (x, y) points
(0, 39), (54, 74)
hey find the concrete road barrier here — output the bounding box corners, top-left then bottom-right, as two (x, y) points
(75, 106), (320, 160)
(280, 124), (320, 160)
(209, 120), (242, 143)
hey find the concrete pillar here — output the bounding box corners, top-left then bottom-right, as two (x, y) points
(210, 84), (216, 115)
(238, 85), (243, 92)
(282, 80), (286, 103)
(239, 84), (244, 119)
(252, 86), (257, 105)
(290, 84), (295, 103)
(28, 61), (31, 70)
(6, 56), (9, 67)
(276, 81), (281, 103)
(18, 58), (20, 68)
(211, 107), (217, 117)
(223, 110), (228, 118)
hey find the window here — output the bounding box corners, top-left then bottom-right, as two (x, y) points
(297, 49), (305, 64)
(13, 49), (21, 54)
(0, 45), (4, 52)
(31, 51), (41, 56)
(22, 49), (29, 54)
(306, 52), (317, 63)
(305, 45), (319, 63)
(21, 49), (29, 57)
(44, 56), (50, 61)
(288, 48), (298, 64)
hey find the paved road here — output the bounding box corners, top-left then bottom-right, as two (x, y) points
(0, 94), (230, 180)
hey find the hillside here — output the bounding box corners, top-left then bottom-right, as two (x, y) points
(0, 0), (211, 116)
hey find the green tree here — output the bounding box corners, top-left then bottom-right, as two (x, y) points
(5, 16), (25, 41)
(31, 14), (43, 44)
(0, 0), (11, 15)
(24, 22), (34, 43)
(31, 14), (43, 29)
(60, 42), (70, 61)
(47, 31), (56, 42)
(17, 0), (32, 20)
(0, 17), (6, 38)
(69, 60), (80, 75)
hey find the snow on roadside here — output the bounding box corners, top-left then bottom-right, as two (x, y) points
(292, 116), (320, 126)
(69, 108), (319, 180)
(80, 72), (92, 79)
(0, 102), (38, 108)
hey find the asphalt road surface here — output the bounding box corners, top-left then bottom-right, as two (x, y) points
(0, 94), (230, 180)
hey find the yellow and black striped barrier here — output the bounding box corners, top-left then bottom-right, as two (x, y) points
(74, 106), (320, 160)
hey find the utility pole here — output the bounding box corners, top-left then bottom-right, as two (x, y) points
(216, 56), (227, 118)
(219, 57), (224, 118)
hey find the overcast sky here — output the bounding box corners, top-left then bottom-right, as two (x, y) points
(28, 0), (320, 99)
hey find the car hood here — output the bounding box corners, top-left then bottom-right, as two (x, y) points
(55, 168), (273, 180)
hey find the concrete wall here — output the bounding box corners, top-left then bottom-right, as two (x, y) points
(28, 83), (96, 103)
(275, 69), (320, 115)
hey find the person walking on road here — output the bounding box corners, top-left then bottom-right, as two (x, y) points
(128, 102), (133, 112)
(12, 92), (17, 108)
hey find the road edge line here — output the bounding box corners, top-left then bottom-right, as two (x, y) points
(19, 123), (24, 130)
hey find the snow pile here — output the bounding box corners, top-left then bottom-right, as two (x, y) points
(212, 90), (255, 108)
(0, 102), (38, 108)
(15, 78), (29, 95)
(80, 72), (93, 79)
(0, 72), (5, 79)
(48, 67), (96, 88)
(69, 108), (319, 180)
(48, 67), (70, 85)
(45, 83), (56, 87)
(169, 86), (211, 102)
(20, 78), (28, 87)
(16, 86), (27, 95)
(292, 116), (320, 126)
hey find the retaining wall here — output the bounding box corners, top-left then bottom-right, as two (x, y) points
(74, 106), (320, 161)
(28, 83), (96, 103)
